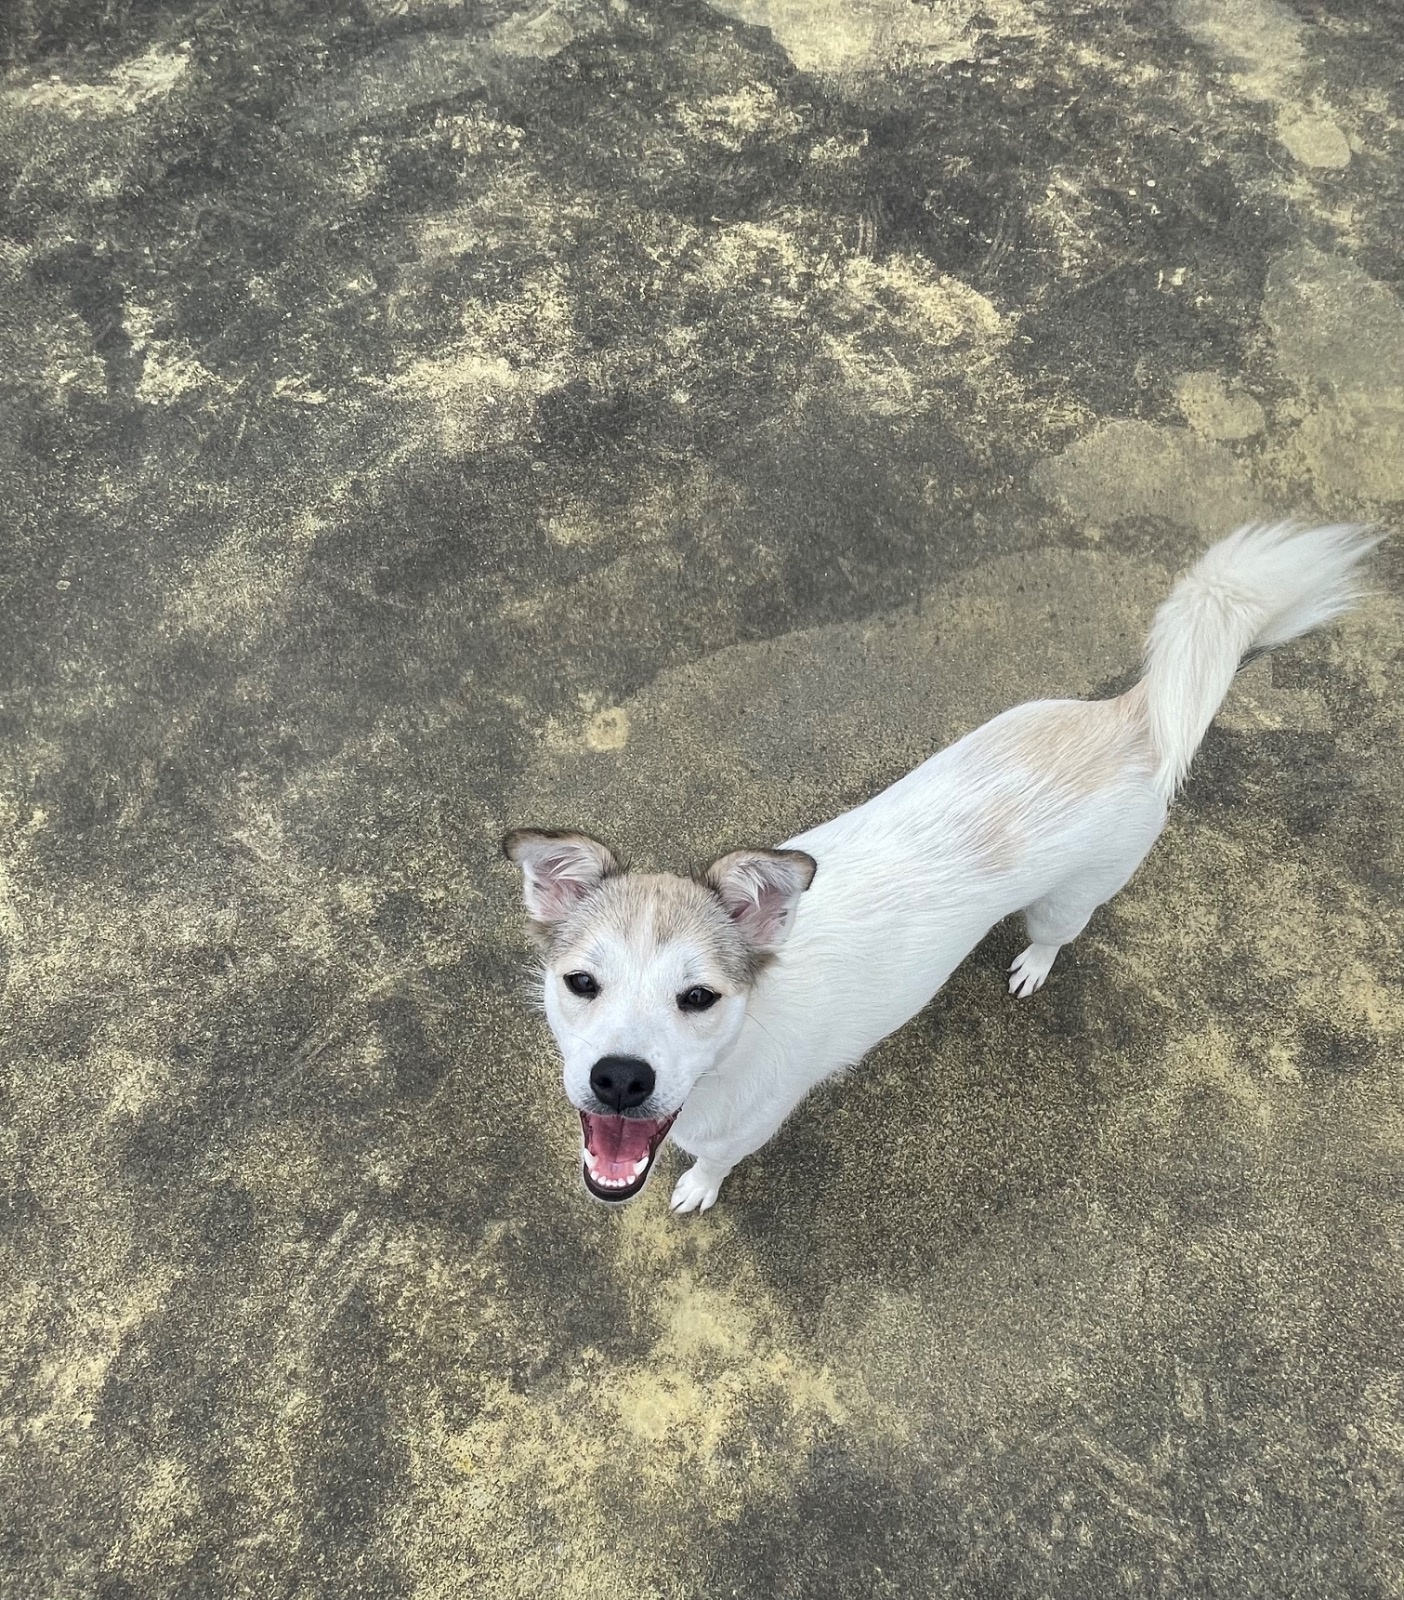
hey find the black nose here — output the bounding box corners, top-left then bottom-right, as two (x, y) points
(590, 1055), (655, 1112)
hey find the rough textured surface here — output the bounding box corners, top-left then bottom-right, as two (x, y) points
(1, 1), (1402, 1596)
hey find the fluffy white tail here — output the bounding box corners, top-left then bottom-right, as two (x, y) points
(1142, 521), (1381, 799)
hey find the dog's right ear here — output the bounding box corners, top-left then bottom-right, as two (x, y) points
(502, 829), (620, 926)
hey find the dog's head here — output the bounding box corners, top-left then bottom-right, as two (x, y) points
(503, 828), (816, 1203)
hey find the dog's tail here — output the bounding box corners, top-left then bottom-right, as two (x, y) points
(1141, 521), (1381, 800)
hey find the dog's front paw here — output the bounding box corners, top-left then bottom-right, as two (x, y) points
(1008, 942), (1059, 998)
(670, 1162), (725, 1215)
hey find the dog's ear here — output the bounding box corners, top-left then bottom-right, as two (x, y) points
(702, 848), (817, 950)
(502, 829), (621, 925)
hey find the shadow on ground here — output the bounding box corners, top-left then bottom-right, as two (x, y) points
(1, 0), (1402, 1595)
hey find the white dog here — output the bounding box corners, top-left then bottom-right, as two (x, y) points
(505, 523), (1379, 1213)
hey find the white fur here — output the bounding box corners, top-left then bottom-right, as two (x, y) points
(1142, 522), (1380, 796)
(513, 523), (1379, 1212)
(668, 523), (1377, 1208)
(542, 936), (751, 1121)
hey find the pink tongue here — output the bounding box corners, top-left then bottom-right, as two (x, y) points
(581, 1113), (663, 1181)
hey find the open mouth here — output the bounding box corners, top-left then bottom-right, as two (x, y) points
(579, 1110), (678, 1203)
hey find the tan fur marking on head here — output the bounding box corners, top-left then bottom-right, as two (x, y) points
(549, 872), (762, 989)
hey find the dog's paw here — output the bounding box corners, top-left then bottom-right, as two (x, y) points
(1008, 942), (1058, 999)
(670, 1163), (725, 1215)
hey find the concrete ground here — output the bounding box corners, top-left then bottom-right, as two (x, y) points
(2, 0), (1402, 1595)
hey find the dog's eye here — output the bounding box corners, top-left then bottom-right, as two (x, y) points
(678, 985), (719, 1012)
(564, 971), (599, 998)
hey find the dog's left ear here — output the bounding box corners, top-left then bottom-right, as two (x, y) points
(703, 848), (817, 950)
(503, 829), (621, 925)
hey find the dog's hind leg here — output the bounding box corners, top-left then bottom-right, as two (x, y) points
(1008, 804), (1166, 998)
(1009, 876), (1113, 996)
(1008, 935), (1064, 998)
